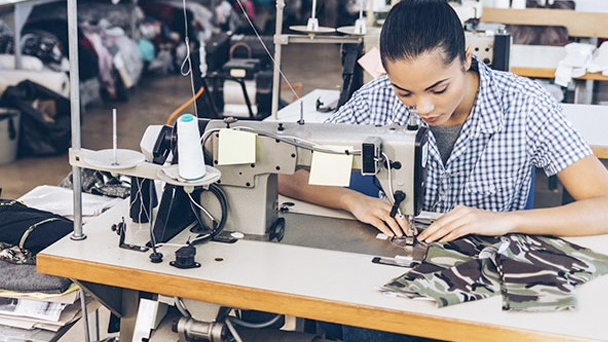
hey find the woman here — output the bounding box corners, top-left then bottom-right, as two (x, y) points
(279, 0), (608, 244)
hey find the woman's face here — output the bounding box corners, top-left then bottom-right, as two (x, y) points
(385, 49), (473, 127)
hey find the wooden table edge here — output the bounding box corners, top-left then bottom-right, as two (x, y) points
(511, 67), (608, 81)
(37, 253), (595, 342)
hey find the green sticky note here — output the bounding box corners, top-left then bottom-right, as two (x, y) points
(308, 145), (353, 187)
(218, 128), (257, 165)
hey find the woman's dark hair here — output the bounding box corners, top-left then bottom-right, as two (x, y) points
(380, 0), (465, 68)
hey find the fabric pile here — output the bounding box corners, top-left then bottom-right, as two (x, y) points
(0, 199), (73, 293)
(0, 199), (88, 334)
(554, 42), (597, 87)
(382, 234), (608, 311)
(58, 168), (131, 199)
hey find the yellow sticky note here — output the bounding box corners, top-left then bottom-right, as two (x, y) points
(218, 128), (257, 165)
(308, 145), (353, 187)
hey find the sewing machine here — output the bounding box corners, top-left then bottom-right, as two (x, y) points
(147, 117), (428, 250)
(207, 119), (427, 234)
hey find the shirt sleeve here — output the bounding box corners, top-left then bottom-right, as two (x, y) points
(527, 94), (592, 176)
(325, 87), (372, 124)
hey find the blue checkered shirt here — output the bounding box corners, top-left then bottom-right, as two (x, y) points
(327, 59), (592, 213)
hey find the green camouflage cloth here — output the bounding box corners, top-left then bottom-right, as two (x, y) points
(0, 242), (35, 265)
(382, 234), (608, 311)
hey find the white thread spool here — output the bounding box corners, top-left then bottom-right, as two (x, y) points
(177, 114), (206, 181)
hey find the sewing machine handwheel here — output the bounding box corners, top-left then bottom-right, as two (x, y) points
(269, 218), (286, 242)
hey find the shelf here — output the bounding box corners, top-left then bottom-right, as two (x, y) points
(481, 7), (608, 38)
(510, 67), (608, 81)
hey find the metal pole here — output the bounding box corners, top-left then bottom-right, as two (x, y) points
(68, 0), (86, 241)
(94, 309), (100, 342)
(131, 0), (138, 39)
(270, 0), (285, 120)
(14, 4), (23, 69)
(13, 2), (35, 69)
(79, 288), (91, 342)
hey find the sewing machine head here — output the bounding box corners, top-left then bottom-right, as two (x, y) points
(200, 119), (429, 239)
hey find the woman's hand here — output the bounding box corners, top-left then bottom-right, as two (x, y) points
(417, 205), (518, 243)
(342, 192), (410, 237)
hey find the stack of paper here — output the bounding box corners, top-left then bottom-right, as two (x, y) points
(0, 284), (98, 341)
(0, 324), (56, 342)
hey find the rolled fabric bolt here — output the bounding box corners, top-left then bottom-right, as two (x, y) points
(177, 114), (206, 181)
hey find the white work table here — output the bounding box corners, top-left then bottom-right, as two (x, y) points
(37, 199), (608, 342)
(37, 93), (608, 341)
(273, 89), (340, 123)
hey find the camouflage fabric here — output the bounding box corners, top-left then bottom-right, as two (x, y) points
(382, 234), (608, 311)
(0, 243), (35, 265)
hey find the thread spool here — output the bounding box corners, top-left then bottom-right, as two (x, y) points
(177, 114), (206, 181)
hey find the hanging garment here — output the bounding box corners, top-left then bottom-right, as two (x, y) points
(105, 29), (144, 89)
(82, 30), (116, 99)
(382, 234), (608, 311)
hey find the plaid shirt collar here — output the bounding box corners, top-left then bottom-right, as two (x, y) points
(472, 57), (505, 135)
(406, 56), (505, 136)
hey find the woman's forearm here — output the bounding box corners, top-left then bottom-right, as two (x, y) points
(509, 196), (608, 236)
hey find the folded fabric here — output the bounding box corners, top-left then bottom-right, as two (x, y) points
(0, 242), (35, 265)
(0, 259), (71, 294)
(554, 43), (596, 87)
(0, 200), (73, 254)
(59, 169), (130, 199)
(382, 234), (608, 311)
(0, 282), (79, 301)
(0, 70), (70, 98)
(0, 54), (44, 71)
(588, 41), (608, 76)
(19, 185), (122, 219)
